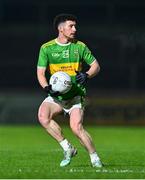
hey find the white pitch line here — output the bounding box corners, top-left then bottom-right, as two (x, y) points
(64, 168), (145, 174)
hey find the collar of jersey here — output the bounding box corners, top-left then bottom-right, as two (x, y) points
(55, 38), (71, 46)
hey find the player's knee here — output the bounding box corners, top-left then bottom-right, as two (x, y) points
(38, 112), (51, 128)
(70, 123), (82, 136)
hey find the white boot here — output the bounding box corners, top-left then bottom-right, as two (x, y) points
(60, 145), (77, 167)
(91, 158), (103, 168)
(90, 152), (103, 168)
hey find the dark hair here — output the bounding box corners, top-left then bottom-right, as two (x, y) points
(53, 13), (77, 32)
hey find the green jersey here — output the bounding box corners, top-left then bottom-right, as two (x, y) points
(37, 39), (96, 100)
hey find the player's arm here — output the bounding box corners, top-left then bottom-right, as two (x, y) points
(37, 67), (48, 88)
(37, 67), (60, 97)
(86, 60), (100, 79)
(76, 43), (100, 85)
(76, 60), (100, 85)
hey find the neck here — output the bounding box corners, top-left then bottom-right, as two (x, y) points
(57, 35), (72, 44)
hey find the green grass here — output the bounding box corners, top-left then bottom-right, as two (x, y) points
(0, 125), (145, 179)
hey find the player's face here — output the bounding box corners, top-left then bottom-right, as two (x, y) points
(60, 20), (77, 40)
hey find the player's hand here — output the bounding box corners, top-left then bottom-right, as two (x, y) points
(76, 71), (88, 85)
(44, 85), (60, 97)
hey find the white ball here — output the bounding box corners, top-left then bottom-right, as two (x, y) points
(49, 71), (72, 94)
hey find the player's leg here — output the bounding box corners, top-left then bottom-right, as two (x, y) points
(70, 108), (96, 152)
(38, 101), (64, 141)
(69, 108), (103, 167)
(38, 98), (77, 167)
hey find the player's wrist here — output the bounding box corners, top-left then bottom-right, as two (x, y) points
(85, 72), (89, 79)
(44, 85), (60, 97)
(44, 85), (51, 93)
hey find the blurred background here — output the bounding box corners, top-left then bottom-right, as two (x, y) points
(0, 0), (145, 125)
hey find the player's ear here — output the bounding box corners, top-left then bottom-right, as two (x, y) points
(58, 23), (64, 32)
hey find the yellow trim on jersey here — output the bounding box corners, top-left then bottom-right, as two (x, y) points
(77, 41), (86, 47)
(49, 62), (82, 76)
(42, 39), (56, 48)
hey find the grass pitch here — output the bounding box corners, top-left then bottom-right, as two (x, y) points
(0, 125), (145, 179)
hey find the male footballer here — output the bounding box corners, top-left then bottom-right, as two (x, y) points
(37, 13), (103, 167)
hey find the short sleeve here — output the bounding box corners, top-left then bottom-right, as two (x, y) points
(83, 45), (96, 65)
(37, 46), (48, 67)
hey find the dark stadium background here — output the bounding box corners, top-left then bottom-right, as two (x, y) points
(0, 0), (145, 124)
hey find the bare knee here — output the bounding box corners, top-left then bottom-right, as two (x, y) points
(70, 122), (83, 137)
(38, 104), (52, 128)
(38, 113), (51, 128)
(70, 108), (84, 137)
(38, 101), (62, 128)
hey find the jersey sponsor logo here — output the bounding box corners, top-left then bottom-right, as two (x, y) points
(49, 62), (82, 76)
(52, 52), (60, 58)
